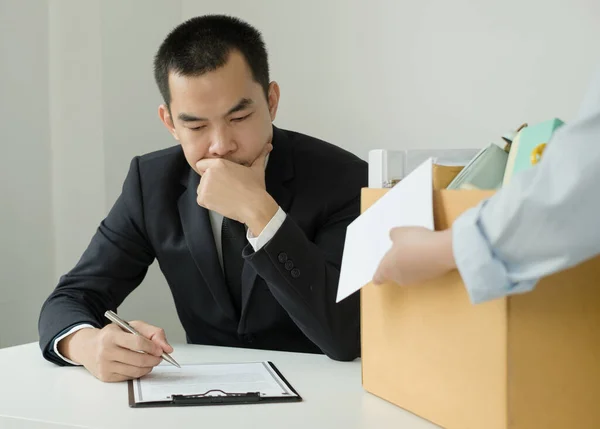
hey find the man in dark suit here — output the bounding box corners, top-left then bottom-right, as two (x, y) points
(38, 15), (366, 382)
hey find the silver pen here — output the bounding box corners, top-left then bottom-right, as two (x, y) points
(104, 310), (181, 368)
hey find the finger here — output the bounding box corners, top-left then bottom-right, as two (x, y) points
(250, 143), (273, 173)
(195, 158), (218, 175)
(109, 345), (163, 368)
(389, 227), (403, 241)
(96, 372), (129, 383)
(196, 175), (206, 204)
(110, 362), (155, 380)
(372, 265), (385, 285)
(112, 330), (163, 357)
(130, 321), (174, 354)
(372, 252), (392, 285)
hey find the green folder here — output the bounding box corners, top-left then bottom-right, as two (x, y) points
(502, 118), (564, 185)
(446, 143), (509, 190)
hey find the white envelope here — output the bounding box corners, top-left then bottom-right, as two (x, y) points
(336, 158), (435, 302)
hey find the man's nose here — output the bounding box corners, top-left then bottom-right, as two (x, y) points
(208, 126), (236, 156)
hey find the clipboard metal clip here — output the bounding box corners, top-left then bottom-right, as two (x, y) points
(171, 389), (261, 405)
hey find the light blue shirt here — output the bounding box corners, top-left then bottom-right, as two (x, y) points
(453, 67), (600, 304)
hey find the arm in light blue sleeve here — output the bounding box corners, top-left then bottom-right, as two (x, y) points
(452, 70), (600, 304)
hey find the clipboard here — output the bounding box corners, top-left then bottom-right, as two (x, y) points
(127, 361), (302, 407)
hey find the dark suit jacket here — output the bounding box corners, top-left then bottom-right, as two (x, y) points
(38, 126), (367, 364)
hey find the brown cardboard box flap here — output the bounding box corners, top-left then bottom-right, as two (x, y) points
(432, 164), (464, 190)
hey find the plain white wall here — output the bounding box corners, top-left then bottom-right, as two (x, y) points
(0, 0), (54, 348)
(50, 0), (105, 280)
(2, 0), (600, 348)
(183, 0), (600, 157)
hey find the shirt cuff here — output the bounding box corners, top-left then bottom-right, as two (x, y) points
(452, 203), (538, 304)
(53, 323), (96, 366)
(247, 207), (287, 251)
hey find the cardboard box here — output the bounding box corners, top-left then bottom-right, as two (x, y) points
(360, 188), (600, 429)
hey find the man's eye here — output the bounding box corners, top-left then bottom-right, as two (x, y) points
(231, 113), (252, 122)
(190, 125), (206, 131)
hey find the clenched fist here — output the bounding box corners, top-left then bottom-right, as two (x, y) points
(195, 143), (279, 236)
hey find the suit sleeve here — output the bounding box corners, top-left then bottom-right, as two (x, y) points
(38, 157), (155, 365)
(243, 162), (366, 362)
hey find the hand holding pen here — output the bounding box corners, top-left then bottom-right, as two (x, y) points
(57, 311), (180, 383)
(105, 311), (180, 368)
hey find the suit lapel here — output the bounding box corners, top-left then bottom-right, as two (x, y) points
(239, 126), (295, 323)
(178, 170), (237, 321)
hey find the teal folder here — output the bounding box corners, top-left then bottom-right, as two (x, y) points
(503, 118), (564, 185)
(446, 143), (508, 190)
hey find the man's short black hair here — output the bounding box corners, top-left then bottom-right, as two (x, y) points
(154, 15), (270, 107)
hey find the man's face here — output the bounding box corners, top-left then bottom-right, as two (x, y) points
(159, 50), (279, 174)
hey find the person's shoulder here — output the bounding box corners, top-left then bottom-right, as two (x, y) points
(134, 145), (189, 187)
(137, 145), (185, 166)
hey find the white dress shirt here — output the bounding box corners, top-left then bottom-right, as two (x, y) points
(453, 66), (600, 304)
(53, 207), (286, 365)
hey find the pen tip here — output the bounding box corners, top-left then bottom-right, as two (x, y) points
(162, 353), (181, 368)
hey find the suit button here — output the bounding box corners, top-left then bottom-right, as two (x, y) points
(244, 334), (255, 344)
(291, 268), (301, 279)
(284, 260), (294, 271)
(278, 252), (288, 263)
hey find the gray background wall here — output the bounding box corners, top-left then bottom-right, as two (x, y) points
(1, 1), (53, 348)
(1, 0), (598, 348)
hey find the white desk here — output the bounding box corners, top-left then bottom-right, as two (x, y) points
(0, 343), (441, 429)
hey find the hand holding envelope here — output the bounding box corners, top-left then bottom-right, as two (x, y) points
(336, 158), (436, 302)
(371, 226), (456, 286)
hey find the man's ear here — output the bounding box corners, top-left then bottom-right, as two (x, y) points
(158, 104), (179, 141)
(267, 82), (280, 122)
